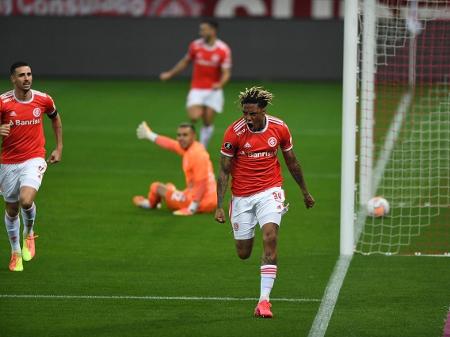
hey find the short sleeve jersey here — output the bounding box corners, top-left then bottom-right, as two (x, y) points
(187, 38), (232, 89)
(220, 115), (293, 197)
(0, 89), (56, 164)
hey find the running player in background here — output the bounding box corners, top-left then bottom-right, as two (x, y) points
(160, 20), (232, 148)
(0, 61), (63, 272)
(215, 87), (315, 318)
(133, 121), (216, 216)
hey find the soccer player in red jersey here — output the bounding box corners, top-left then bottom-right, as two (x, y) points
(160, 20), (232, 148)
(215, 87), (315, 318)
(0, 62), (63, 271)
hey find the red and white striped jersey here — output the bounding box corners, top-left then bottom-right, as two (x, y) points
(220, 115), (293, 197)
(0, 89), (56, 164)
(187, 38), (232, 89)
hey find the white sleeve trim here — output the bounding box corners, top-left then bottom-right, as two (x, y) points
(220, 150), (234, 157)
(282, 145), (293, 152)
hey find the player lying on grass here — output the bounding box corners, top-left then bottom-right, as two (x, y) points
(133, 122), (217, 215)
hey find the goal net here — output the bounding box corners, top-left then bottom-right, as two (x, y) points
(355, 0), (450, 256)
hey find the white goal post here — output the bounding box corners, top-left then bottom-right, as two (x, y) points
(341, 0), (450, 256)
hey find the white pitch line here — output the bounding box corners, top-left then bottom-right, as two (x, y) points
(0, 294), (320, 303)
(372, 90), (413, 192)
(308, 88), (414, 337)
(307, 255), (352, 337)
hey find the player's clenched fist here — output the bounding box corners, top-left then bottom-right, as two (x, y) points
(47, 149), (62, 164)
(303, 193), (315, 209)
(159, 72), (172, 81)
(0, 123), (10, 137)
(215, 208), (226, 223)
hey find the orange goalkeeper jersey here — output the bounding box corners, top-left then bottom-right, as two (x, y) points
(155, 135), (217, 210)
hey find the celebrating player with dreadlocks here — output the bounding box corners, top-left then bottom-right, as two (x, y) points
(215, 86), (315, 318)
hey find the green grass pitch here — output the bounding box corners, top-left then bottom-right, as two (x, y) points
(0, 79), (448, 337)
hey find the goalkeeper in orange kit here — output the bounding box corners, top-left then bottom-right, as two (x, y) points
(133, 121), (217, 215)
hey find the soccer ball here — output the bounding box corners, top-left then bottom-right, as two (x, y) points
(367, 196), (390, 217)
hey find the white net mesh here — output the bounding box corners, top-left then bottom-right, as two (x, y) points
(356, 0), (450, 255)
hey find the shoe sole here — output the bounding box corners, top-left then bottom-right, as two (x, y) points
(22, 254), (33, 262)
(254, 310), (273, 318)
(10, 267), (23, 272)
(9, 263), (23, 271)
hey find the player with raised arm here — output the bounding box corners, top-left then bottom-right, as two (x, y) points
(160, 20), (232, 148)
(133, 122), (216, 216)
(0, 62), (63, 271)
(215, 87), (315, 318)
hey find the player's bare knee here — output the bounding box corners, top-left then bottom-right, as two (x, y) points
(5, 204), (19, 217)
(19, 199), (34, 210)
(188, 106), (203, 121)
(237, 249), (251, 260)
(188, 111), (197, 121)
(236, 240), (252, 259)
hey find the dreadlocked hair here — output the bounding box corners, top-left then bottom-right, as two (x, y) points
(238, 86), (274, 108)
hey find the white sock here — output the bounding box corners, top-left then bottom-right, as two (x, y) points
(200, 125), (214, 148)
(260, 264), (277, 302)
(139, 198), (151, 209)
(5, 212), (21, 252)
(21, 203), (36, 236)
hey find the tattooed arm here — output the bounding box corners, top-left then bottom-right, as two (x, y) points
(215, 155), (232, 223)
(282, 149), (315, 209)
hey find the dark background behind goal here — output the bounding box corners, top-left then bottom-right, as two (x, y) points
(0, 17), (343, 80)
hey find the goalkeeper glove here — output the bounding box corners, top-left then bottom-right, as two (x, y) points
(136, 121), (158, 142)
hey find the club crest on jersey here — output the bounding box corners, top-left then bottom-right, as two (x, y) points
(33, 108), (41, 118)
(224, 142), (233, 150)
(268, 137), (277, 147)
(233, 223), (239, 231)
(211, 54), (220, 62)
